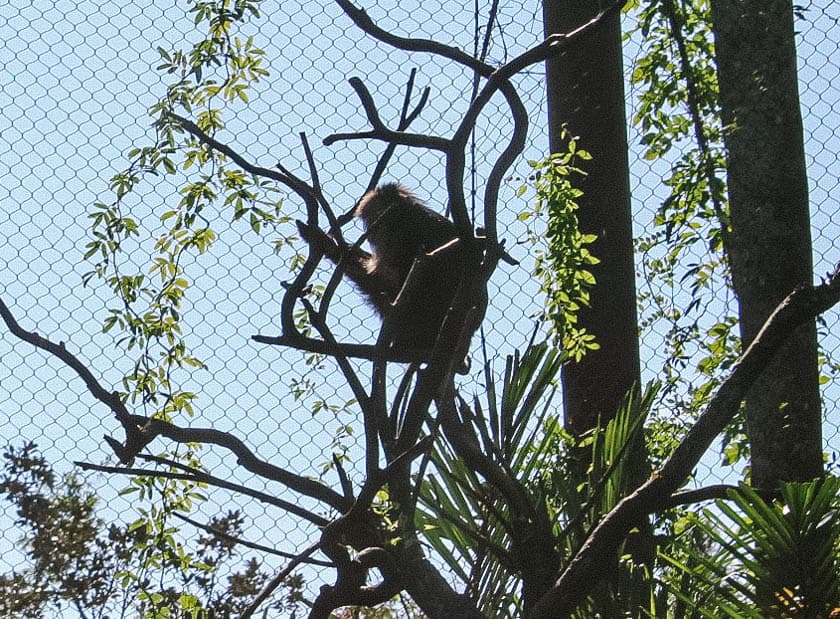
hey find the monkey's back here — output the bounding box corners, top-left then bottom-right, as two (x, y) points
(357, 183), (458, 282)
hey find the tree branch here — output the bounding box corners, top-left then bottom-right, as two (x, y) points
(531, 264), (840, 618)
(251, 332), (430, 364)
(242, 540), (325, 619)
(169, 113), (320, 207)
(77, 460), (329, 526)
(0, 296), (146, 451)
(122, 414), (347, 511)
(660, 484), (739, 509)
(333, 0), (626, 243)
(173, 511), (333, 565)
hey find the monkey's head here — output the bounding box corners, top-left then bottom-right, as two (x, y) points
(354, 183), (418, 247)
(354, 182), (413, 220)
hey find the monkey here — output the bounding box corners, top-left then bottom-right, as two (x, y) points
(352, 183), (463, 348)
(297, 183), (485, 369)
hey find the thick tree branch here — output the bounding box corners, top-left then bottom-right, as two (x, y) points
(400, 556), (485, 619)
(437, 392), (536, 525)
(299, 436), (440, 618)
(531, 265), (840, 618)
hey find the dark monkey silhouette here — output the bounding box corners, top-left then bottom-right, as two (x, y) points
(297, 183), (484, 366)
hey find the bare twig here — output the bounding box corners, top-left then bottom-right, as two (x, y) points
(173, 511), (333, 565)
(252, 332), (427, 363)
(364, 68), (432, 196)
(333, 453), (354, 501)
(77, 460), (329, 526)
(299, 296), (379, 481)
(242, 540), (324, 619)
(169, 113), (318, 206)
(297, 131), (340, 235)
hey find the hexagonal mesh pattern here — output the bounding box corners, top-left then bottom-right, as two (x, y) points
(0, 0), (838, 608)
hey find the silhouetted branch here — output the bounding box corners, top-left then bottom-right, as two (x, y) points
(324, 123), (449, 152)
(120, 414), (347, 510)
(173, 511), (333, 565)
(364, 68), (432, 197)
(77, 460), (329, 526)
(660, 484), (740, 509)
(0, 296), (148, 454)
(242, 540), (325, 619)
(169, 113), (319, 207)
(251, 332), (429, 364)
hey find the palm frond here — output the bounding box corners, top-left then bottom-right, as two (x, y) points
(660, 476), (840, 617)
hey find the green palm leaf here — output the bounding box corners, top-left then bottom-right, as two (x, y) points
(661, 476), (840, 617)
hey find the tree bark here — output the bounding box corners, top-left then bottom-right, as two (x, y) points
(711, 0), (823, 491)
(542, 1), (653, 595)
(542, 1), (641, 435)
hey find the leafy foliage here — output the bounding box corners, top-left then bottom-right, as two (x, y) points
(519, 132), (600, 361)
(418, 343), (564, 616)
(0, 443), (303, 618)
(82, 0), (286, 417)
(64, 3), (314, 614)
(630, 0), (743, 462)
(661, 478), (840, 618)
(417, 342), (662, 617)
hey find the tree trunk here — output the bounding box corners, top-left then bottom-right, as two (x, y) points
(542, 2), (653, 591)
(542, 2), (641, 434)
(710, 0), (823, 491)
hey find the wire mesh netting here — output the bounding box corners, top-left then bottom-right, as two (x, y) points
(0, 0), (838, 612)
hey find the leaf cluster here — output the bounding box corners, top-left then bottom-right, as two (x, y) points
(417, 343), (660, 617)
(0, 442), (303, 618)
(662, 478), (840, 617)
(520, 132), (600, 361)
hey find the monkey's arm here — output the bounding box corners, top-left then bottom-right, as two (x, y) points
(297, 220), (370, 271)
(296, 220), (394, 313)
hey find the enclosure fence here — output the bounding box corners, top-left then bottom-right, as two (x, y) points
(1, 0), (838, 609)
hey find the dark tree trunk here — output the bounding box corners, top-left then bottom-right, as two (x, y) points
(711, 0), (823, 491)
(542, 2), (653, 589)
(542, 2), (641, 435)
